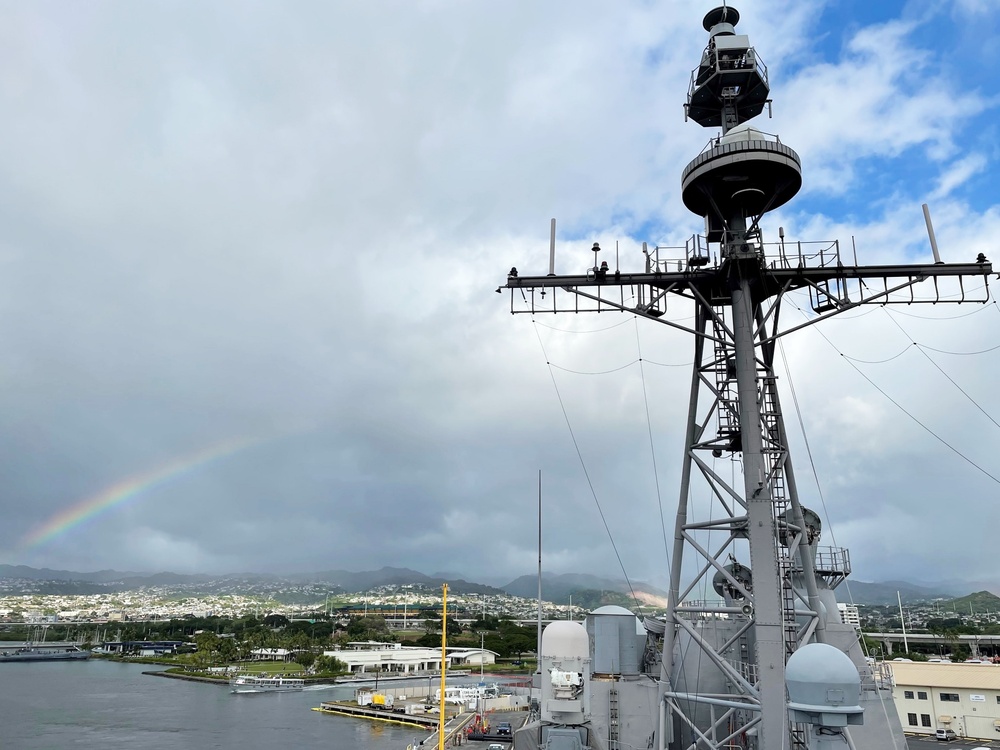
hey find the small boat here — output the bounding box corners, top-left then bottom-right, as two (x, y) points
(229, 673), (305, 693)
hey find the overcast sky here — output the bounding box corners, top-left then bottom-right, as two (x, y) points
(0, 0), (997, 594)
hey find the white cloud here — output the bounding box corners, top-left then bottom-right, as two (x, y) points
(953, 0), (995, 16)
(773, 19), (987, 194)
(928, 153), (989, 200)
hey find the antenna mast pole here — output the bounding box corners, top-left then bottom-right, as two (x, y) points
(537, 469), (543, 670)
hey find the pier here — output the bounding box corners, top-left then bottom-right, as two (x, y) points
(314, 681), (530, 746)
(312, 701), (445, 729)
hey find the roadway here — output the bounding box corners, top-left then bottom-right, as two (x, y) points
(907, 734), (995, 749)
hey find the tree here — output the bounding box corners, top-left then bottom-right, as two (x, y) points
(347, 615), (392, 641)
(237, 638), (254, 661)
(217, 638), (238, 663)
(314, 654), (347, 674)
(505, 632), (536, 660)
(288, 630), (313, 651)
(470, 615), (501, 631)
(194, 632), (221, 664)
(415, 633), (442, 648)
(423, 612), (442, 634)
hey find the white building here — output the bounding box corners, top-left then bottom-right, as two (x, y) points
(250, 647), (294, 662)
(447, 647), (498, 668)
(889, 661), (1000, 741)
(323, 641), (496, 675)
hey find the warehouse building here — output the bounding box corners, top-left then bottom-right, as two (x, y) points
(889, 660), (1000, 741)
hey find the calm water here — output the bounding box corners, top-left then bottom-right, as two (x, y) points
(0, 660), (420, 750)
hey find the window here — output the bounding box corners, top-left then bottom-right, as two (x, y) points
(907, 713), (918, 726)
(940, 693), (960, 702)
(904, 690), (914, 699)
(921, 715), (932, 727)
(918, 691), (928, 700)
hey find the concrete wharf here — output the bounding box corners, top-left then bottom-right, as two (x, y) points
(312, 701), (446, 729)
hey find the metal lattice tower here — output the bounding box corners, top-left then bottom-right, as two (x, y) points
(500, 6), (992, 750)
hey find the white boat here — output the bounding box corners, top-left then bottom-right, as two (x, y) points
(229, 673), (305, 693)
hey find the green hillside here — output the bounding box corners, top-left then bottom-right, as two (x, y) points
(944, 590), (1000, 613)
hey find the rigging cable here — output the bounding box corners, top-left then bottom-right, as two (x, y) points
(776, 335), (897, 732)
(775, 337), (837, 550)
(919, 342), (1000, 356)
(793, 304), (1000, 487)
(534, 318), (635, 334)
(840, 346), (910, 365)
(881, 308), (1000, 433)
(633, 318), (673, 576)
(530, 315), (645, 613)
(549, 360), (640, 376)
(887, 299), (995, 321)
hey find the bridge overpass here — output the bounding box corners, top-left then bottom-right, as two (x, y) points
(865, 631), (1000, 659)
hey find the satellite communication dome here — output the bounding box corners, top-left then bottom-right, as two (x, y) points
(786, 642), (863, 727)
(542, 620), (589, 660)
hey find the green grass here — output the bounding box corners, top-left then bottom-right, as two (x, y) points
(488, 660), (536, 674)
(235, 662), (306, 675)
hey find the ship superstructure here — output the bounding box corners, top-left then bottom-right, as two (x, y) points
(501, 6), (991, 750)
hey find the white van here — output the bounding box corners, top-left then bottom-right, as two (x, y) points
(935, 728), (957, 741)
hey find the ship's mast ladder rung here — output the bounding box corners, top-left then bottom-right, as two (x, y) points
(712, 307), (740, 449)
(608, 686), (620, 750)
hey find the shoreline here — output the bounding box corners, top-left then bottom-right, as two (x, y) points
(141, 669), (339, 687)
(142, 670), (227, 684)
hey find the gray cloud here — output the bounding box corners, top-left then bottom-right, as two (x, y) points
(0, 1), (997, 592)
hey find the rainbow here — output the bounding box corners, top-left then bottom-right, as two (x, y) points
(19, 433), (268, 550)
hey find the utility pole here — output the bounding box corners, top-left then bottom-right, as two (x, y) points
(499, 6), (991, 748)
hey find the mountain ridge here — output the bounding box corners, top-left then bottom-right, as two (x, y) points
(2, 565), (994, 606)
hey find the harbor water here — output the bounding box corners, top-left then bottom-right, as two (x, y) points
(0, 659), (421, 749)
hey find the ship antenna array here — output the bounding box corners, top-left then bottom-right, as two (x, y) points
(499, 6), (991, 750)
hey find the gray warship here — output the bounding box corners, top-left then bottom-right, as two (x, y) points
(0, 643), (90, 662)
(500, 5), (992, 750)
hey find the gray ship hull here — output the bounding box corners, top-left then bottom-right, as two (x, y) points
(0, 647), (91, 662)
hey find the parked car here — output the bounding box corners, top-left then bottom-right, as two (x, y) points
(935, 728), (957, 741)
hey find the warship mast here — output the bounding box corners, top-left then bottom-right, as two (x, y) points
(501, 6), (991, 750)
